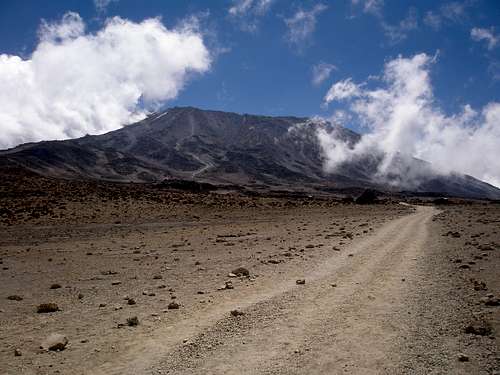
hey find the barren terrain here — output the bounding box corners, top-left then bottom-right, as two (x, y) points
(0, 170), (499, 374)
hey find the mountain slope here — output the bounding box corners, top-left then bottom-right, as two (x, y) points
(1, 106), (499, 199)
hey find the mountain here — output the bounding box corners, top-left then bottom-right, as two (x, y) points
(1, 106), (499, 199)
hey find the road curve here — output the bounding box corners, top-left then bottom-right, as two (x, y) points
(94, 205), (438, 375)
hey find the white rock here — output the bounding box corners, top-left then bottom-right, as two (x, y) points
(41, 333), (68, 351)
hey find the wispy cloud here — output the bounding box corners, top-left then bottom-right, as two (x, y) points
(489, 61), (500, 81)
(94, 0), (118, 14)
(351, 0), (384, 16)
(441, 1), (469, 22)
(350, 1), (417, 44)
(0, 12), (211, 149)
(312, 62), (336, 86)
(319, 53), (500, 188)
(228, 0), (275, 32)
(323, 78), (362, 104)
(423, 1), (474, 31)
(284, 4), (327, 50)
(471, 27), (499, 50)
(381, 7), (418, 44)
(423, 11), (441, 30)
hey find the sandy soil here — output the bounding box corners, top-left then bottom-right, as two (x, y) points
(0, 175), (499, 374)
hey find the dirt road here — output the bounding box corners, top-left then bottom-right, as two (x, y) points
(89, 206), (440, 374)
(3, 198), (498, 375)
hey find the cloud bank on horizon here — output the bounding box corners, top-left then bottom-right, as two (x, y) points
(319, 53), (500, 188)
(0, 12), (211, 149)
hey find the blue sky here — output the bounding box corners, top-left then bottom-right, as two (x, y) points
(1, 0), (499, 122)
(1, 1), (500, 186)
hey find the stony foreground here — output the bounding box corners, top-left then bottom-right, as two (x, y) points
(0, 174), (499, 374)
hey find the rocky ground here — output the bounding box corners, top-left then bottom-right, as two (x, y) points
(0, 169), (498, 374)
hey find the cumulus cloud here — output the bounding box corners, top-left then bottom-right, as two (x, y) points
(319, 53), (500, 188)
(0, 12), (211, 149)
(471, 27), (499, 50)
(228, 0), (275, 32)
(284, 4), (327, 49)
(312, 62), (336, 86)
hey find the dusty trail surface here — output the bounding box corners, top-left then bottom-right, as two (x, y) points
(148, 206), (436, 375)
(2, 179), (499, 375)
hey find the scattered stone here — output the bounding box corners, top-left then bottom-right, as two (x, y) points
(101, 270), (118, 275)
(465, 320), (492, 336)
(127, 298), (136, 305)
(14, 348), (22, 357)
(217, 280), (234, 291)
(78, 293), (84, 300)
(168, 301), (180, 310)
(230, 309), (245, 317)
(296, 279), (306, 285)
(457, 354), (469, 362)
(50, 283), (62, 289)
(458, 264), (470, 269)
(483, 295), (500, 306)
(40, 333), (68, 351)
(7, 295), (23, 301)
(228, 272), (237, 278)
(111, 281), (122, 285)
(99, 303), (107, 308)
(36, 303), (59, 313)
(127, 316), (139, 327)
(153, 275), (163, 280)
(472, 279), (487, 291)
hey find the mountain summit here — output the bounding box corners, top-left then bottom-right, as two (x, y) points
(1, 107), (499, 199)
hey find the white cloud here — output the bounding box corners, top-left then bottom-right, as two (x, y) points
(319, 53), (500, 188)
(423, 11), (441, 30)
(381, 7), (418, 43)
(441, 1), (468, 22)
(323, 78), (362, 104)
(228, 0), (275, 32)
(94, 0), (118, 13)
(350, 1), (417, 43)
(312, 62), (336, 86)
(229, 0), (273, 16)
(0, 12), (211, 149)
(471, 27), (499, 50)
(424, 2), (474, 31)
(489, 60), (500, 81)
(351, 0), (384, 16)
(284, 4), (327, 49)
